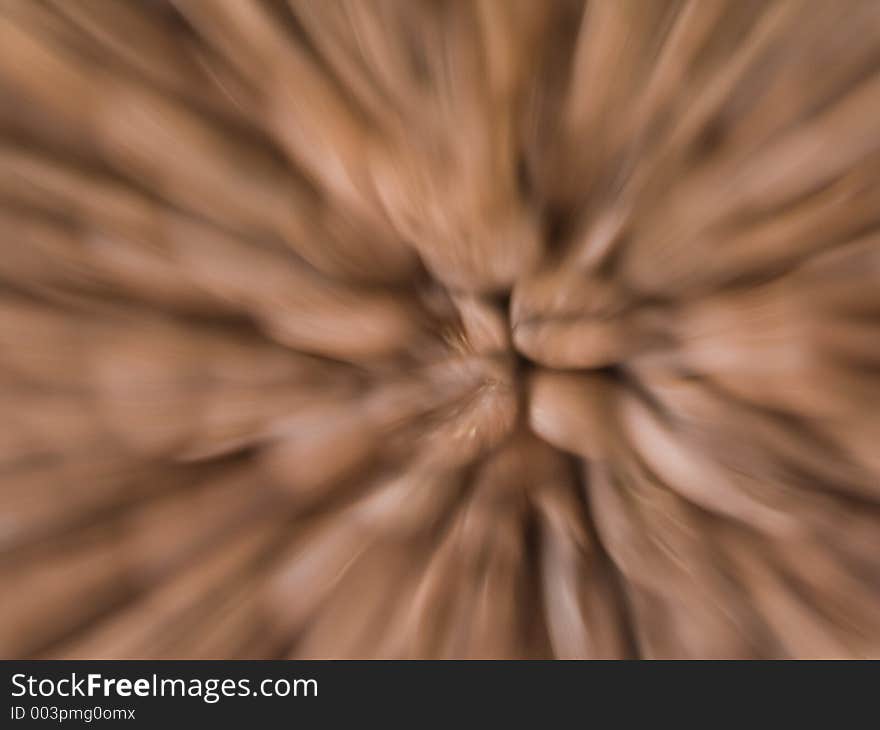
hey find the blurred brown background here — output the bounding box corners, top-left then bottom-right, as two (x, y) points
(0, 0), (879, 658)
